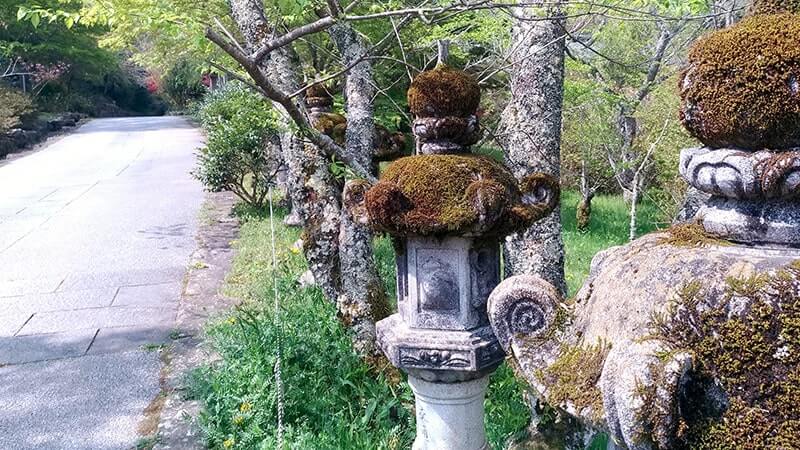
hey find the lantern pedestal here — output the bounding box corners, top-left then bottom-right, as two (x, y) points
(409, 375), (491, 450)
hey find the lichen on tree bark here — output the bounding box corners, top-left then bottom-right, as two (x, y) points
(228, 0), (343, 301)
(329, 21), (391, 356)
(499, 3), (568, 296)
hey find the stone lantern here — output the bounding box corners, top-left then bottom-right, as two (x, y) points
(486, 4), (800, 449)
(350, 65), (560, 450)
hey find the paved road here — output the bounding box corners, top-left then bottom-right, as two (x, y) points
(0, 117), (205, 449)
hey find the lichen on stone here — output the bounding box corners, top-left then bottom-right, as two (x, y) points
(535, 342), (610, 424)
(650, 262), (800, 449)
(657, 222), (730, 248)
(407, 65), (481, 118)
(679, 13), (800, 150)
(364, 154), (554, 237)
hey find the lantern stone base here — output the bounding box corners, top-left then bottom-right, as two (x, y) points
(409, 375), (491, 450)
(699, 197), (800, 245)
(376, 314), (504, 383)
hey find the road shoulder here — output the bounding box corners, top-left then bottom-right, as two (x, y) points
(141, 191), (240, 450)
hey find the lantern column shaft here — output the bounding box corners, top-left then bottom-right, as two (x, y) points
(409, 375), (491, 450)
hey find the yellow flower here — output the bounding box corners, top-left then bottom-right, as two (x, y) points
(226, 317), (237, 325)
(289, 246), (301, 255)
(232, 414), (245, 425)
(223, 438), (235, 448)
(239, 402), (253, 412)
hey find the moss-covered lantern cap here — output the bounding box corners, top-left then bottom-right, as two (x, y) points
(679, 11), (800, 150)
(749, 0), (800, 15)
(305, 83), (334, 110)
(407, 65), (481, 118)
(363, 154), (559, 237)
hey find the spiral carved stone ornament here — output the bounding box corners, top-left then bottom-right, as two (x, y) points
(487, 275), (561, 353)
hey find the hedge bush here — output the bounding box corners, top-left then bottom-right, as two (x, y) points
(193, 82), (283, 209)
(0, 85), (33, 132)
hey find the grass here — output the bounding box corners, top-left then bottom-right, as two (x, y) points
(561, 190), (659, 295)
(190, 191), (660, 449)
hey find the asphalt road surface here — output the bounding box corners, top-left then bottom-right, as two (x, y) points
(0, 117), (205, 449)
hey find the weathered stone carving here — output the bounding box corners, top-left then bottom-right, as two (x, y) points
(354, 64), (560, 450)
(489, 4), (800, 448)
(680, 147), (800, 199)
(678, 147), (800, 244)
(487, 275), (559, 352)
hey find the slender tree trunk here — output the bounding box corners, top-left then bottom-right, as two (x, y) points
(629, 179), (639, 242)
(228, 0), (342, 301)
(499, 3), (567, 296)
(577, 161), (594, 232)
(329, 22), (391, 356)
(615, 106), (638, 204)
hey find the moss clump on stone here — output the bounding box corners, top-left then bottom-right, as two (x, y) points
(366, 154), (549, 236)
(305, 83), (334, 110)
(305, 83), (333, 100)
(364, 154), (551, 236)
(536, 342), (610, 424)
(749, 0), (800, 15)
(311, 112), (346, 143)
(652, 263), (800, 449)
(407, 65), (481, 118)
(679, 13), (800, 150)
(658, 222), (730, 248)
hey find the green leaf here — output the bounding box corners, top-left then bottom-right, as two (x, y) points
(65, 17), (74, 29)
(30, 12), (40, 28)
(16, 6), (28, 21)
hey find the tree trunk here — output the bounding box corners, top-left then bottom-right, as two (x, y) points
(228, 0), (342, 301)
(499, 3), (567, 296)
(629, 179), (639, 242)
(577, 196), (593, 233)
(615, 107), (638, 204)
(329, 22), (391, 356)
(577, 159), (594, 232)
(713, 0), (745, 29)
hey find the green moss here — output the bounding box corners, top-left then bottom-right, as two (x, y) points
(658, 222), (731, 248)
(305, 83), (332, 99)
(535, 342), (610, 424)
(749, 0), (800, 15)
(311, 112), (346, 142)
(407, 65), (481, 118)
(680, 13), (800, 150)
(651, 263), (800, 449)
(364, 154), (552, 236)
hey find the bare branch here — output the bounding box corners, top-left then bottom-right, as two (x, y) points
(214, 18), (247, 55)
(206, 60), (266, 95)
(252, 16), (337, 64)
(206, 27), (377, 183)
(288, 14), (414, 98)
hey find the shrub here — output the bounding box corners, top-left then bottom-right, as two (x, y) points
(0, 85), (34, 132)
(162, 59), (206, 109)
(193, 83), (283, 209)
